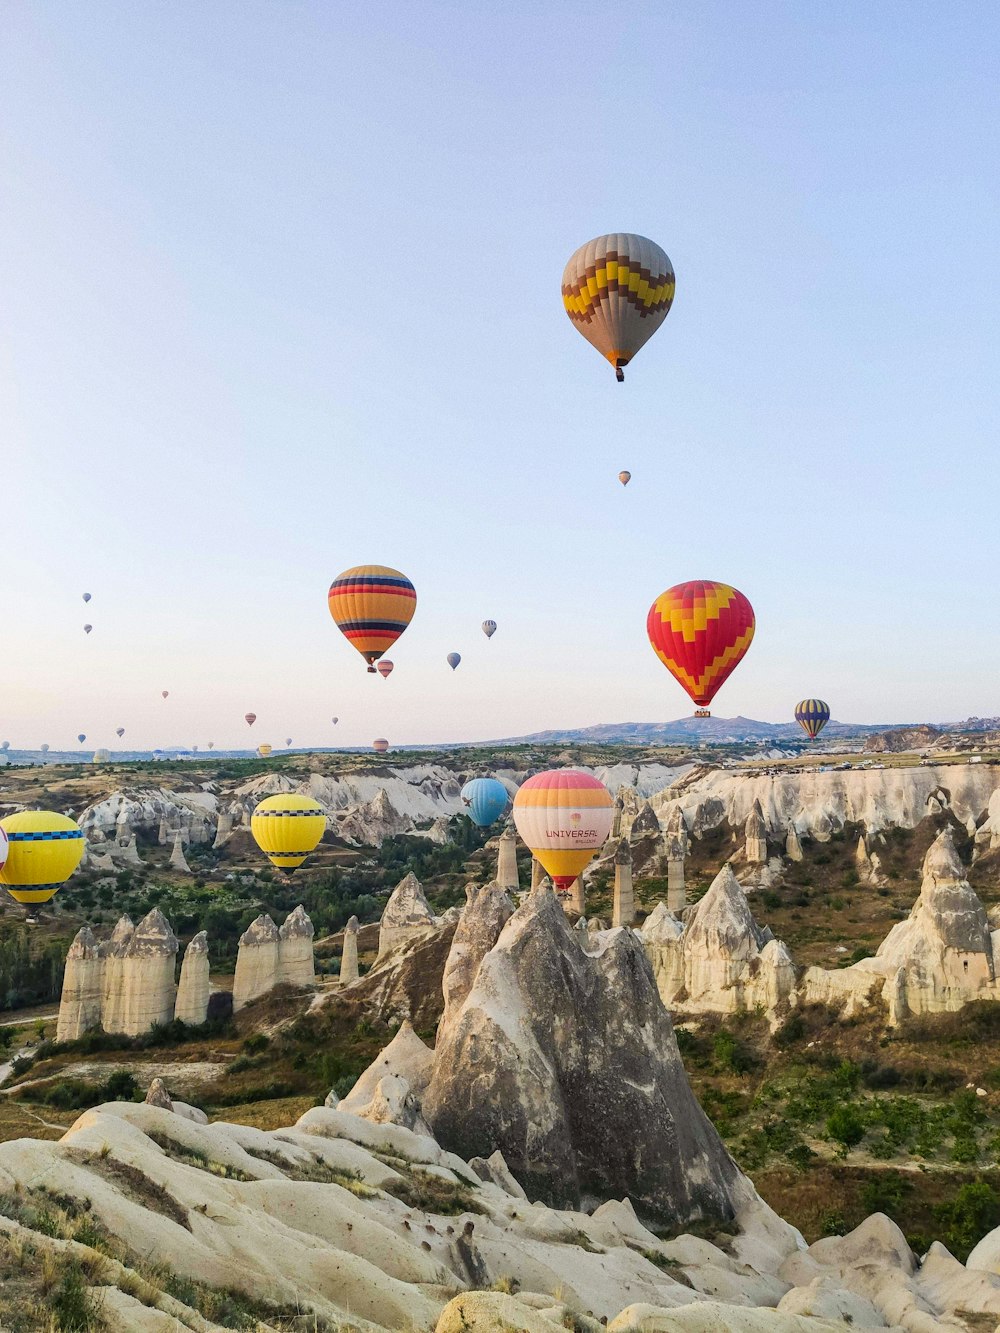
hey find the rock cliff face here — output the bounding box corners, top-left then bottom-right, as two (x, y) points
(378, 871), (438, 958)
(56, 926), (103, 1041)
(863, 724), (942, 753)
(422, 883), (748, 1224)
(120, 909), (178, 1036)
(174, 931), (210, 1026)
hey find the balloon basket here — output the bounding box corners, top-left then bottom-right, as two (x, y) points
(694, 709), (711, 718)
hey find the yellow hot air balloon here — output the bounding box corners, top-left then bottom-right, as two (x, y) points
(0, 810), (85, 904)
(257, 743), (273, 758)
(250, 793), (326, 873)
(562, 233), (675, 381)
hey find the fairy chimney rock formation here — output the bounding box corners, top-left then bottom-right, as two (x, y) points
(232, 914), (280, 1012)
(612, 837), (635, 927)
(377, 871), (436, 958)
(340, 915), (360, 985)
(423, 883), (748, 1224)
(213, 809), (234, 850)
(664, 803), (688, 910)
(169, 828), (191, 874)
(743, 799), (767, 864)
(440, 882), (513, 1028)
(630, 800), (661, 840)
(145, 1077), (173, 1111)
(56, 926), (103, 1041)
(856, 834), (872, 870)
(496, 825), (520, 891)
(120, 909), (178, 1036)
(174, 931), (209, 1026)
(785, 825), (804, 862)
(641, 903), (685, 1006)
(530, 856), (545, 889)
(567, 875), (585, 915)
(100, 915), (135, 1035)
(278, 905), (316, 988)
(114, 834), (143, 868)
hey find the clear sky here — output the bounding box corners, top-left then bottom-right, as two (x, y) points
(2, 2), (998, 752)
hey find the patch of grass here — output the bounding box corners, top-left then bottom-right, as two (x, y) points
(146, 1129), (257, 1182)
(70, 1148), (191, 1231)
(382, 1165), (485, 1216)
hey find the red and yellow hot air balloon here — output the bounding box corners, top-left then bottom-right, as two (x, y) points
(647, 581), (755, 716)
(512, 769), (614, 897)
(328, 565), (417, 673)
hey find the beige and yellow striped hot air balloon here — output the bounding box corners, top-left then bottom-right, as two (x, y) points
(562, 233), (675, 381)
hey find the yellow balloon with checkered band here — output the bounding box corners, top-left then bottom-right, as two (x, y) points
(0, 810), (85, 904)
(250, 794), (326, 874)
(562, 233), (675, 381)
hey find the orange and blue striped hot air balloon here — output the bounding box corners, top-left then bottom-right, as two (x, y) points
(795, 699), (830, 739)
(647, 581), (755, 716)
(328, 565), (417, 673)
(512, 769), (614, 896)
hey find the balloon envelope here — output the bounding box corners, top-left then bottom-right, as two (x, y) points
(251, 793), (326, 874)
(83, 624), (92, 634)
(618, 470), (631, 486)
(82, 593), (91, 603)
(285, 738), (292, 746)
(331, 717), (339, 724)
(460, 777), (509, 828)
(647, 581), (755, 712)
(208, 741), (214, 749)
(482, 620), (497, 639)
(328, 565), (417, 672)
(512, 769), (614, 893)
(1, 742), (9, 751)
(795, 699), (831, 739)
(161, 691), (169, 699)
(0, 811), (84, 903)
(377, 660), (394, 679)
(116, 728), (125, 738)
(446, 652), (461, 670)
(562, 234), (675, 380)
(40, 744), (49, 753)
(257, 743), (272, 758)
(245, 713), (256, 726)
(77, 734), (86, 744)
(373, 738), (389, 754)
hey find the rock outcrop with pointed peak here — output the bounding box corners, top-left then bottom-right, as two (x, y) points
(378, 871), (437, 958)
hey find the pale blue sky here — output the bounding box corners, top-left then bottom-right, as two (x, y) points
(2, 2), (998, 751)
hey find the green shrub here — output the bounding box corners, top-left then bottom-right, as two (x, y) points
(826, 1105), (865, 1152)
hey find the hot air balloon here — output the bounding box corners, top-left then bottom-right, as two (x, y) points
(82, 593), (91, 603)
(245, 713), (256, 727)
(83, 624), (92, 635)
(331, 717), (339, 725)
(161, 690), (169, 699)
(116, 727), (125, 738)
(647, 581), (755, 716)
(251, 794), (326, 874)
(377, 660), (394, 680)
(1, 742), (9, 752)
(446, 652), (461, 671)
(482, 620), (497, 639)
(77, 734), (86, 744)
(0, 811), (84, 904)
(618, 471), (631, 486)
(285, 738), (293, 747)
(795, 699), (831, 739)
(373, 738), (389, 754)
(513, 769), (614, 897)
(40, 744), (49, 754)
(208, 741), (215, 750)
(328, 565), (417, 672)
(562, 234), (675, 382)
(92, 748), (111, 764)
(460, 777), (509, 828)
(257, 743), (272, 758)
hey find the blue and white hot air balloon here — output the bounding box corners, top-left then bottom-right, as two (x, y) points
(460, 777), (510, 828)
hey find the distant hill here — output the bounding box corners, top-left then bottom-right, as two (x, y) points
(483, 716), (893, 746)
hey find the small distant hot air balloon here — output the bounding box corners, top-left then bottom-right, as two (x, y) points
(377, 660), (394, 680)
(285, 738), (293, 747)
(0, 811), (84, 904)
(116, 727), (125, 738)
(795, 699), (831, 739)
(647, 581), (755, 716)
(446, 652), (461, 671)
(83, 624), (93, 635)
(562, 234), (675, 381)
(257, 743), (272, 758)
(460, 777), (509, 828)
(82, 593), (91, 603)
(482, 620), (497, 639)
(40, 744), (49, 754)
(77, 734), (86, 744)
(251, 794), (326, 874)
(331, 717), (339, 725)
(513, 769), (614, 897)
(328, 565), (417, 672)
(92, 748), (111, 764)
(161, 690), (169, 699)
(208, 741), (215, 750)
(245, 713), (257, 727)
(1, 742), (9, 752)
(618, 470), (631, 486)
(373, 738), (389, 754)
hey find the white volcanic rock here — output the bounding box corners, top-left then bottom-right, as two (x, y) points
(212, 809), (234, 849)
(785, 825), (804, 861)
(168, 827), (191, 874)
(612, 837), (635, 926)
(641, 903), (685, 1006)
(77, 787), (217, 846)
(174, 931), (209, 1026)
(340, 1021), (434, 1134)
(440, 881), (513, 1028)
(340, 914), (360, 984)
(232, 914), (280, 1012)
(110, 833), (143, 868)
(423, 882), (750, 1224)
(743, 799), (767, 864)
(336, 788), (417, 846)
(278, 905), (316, 988)
(100, 914), (135, 1035)
(664, 803), (689, 910)
(378, 871), (437, 958)
(495, 825), (519, 890)
(56, 926), (103, 1041)
(144, 1077), (173, 1110)
(797, 961), (885, 1018)
(120, 909), (178, 1036)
